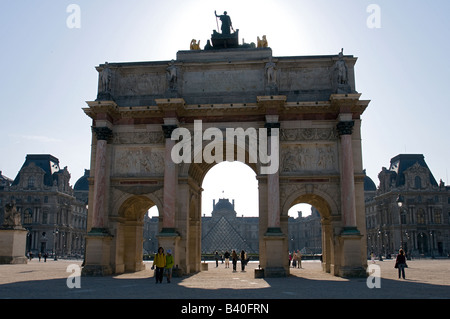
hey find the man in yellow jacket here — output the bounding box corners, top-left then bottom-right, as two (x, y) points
(153, 247), (166, 283)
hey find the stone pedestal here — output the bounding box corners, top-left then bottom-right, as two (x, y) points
(263, 230), (287, 277)
(157, 230), (182, 274)
(338, 232), (366, 278)
(0, 228), (28, 264)
(82, 232), (113, 276)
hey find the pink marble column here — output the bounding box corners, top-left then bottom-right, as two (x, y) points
(162, 124), (178, 230)
(337, 120), (358, 232)
(265, 122), (281, 232)
(92, 127), (112, 230)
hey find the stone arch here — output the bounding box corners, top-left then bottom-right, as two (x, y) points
(182, 137), (259, 185)
(82, 49), (369, 278)
(180, 139), (264, 272)
(281, 187), (339, 275)
(111, 193), (162, 273)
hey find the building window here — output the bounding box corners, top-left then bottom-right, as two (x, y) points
(23, 209), (33, 224)
(28, 177), (35, 188)
(417, 209), (425, 224)
(414, 176), (422, 189)
(42, 212), (48, 224)
(434, 211), (441, 224)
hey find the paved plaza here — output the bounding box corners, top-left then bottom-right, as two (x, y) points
(0, 258), (449, 299)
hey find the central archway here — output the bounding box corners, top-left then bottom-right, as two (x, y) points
(183, 139), (261, 273)
(201, 161), (259, 256)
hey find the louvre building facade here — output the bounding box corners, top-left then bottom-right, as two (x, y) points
(365, 154), (450, 258)
(0, 155), (88, 257)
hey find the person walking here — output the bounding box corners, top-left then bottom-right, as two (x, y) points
(231, 250), (238, 272)
(224, 250), (230, 268)
(297, 250), (302, 268)
(152, 247), (166, 283)
(165, 249), (174, 283)
(215, 251), (219, 267)
(395, 248), (407, 279)
(240, 250), (247, 271)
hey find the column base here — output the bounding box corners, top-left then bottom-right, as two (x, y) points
(81, 265), (113, 276)
(158, 228), (179, 237)
(264, 227), (283, 236)
(264, 267), (287, 277)
(82, 231), (113, 276)
(157, 229), (182, 274)
(337, 230), (366, 278)
(341, 226), (361, 235)
(262, 230), (287, 277)
(338, 266), (367, 278)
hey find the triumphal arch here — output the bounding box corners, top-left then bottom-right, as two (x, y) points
(82, 18), (370, 277)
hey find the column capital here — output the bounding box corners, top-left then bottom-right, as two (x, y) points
(162, 124), (178, 138)
(92, 126), (113, 141)
(336, 120), (354, 136)
(264, 122), (280, 136)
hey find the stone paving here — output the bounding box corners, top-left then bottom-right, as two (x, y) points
(0, 258), (449, 299)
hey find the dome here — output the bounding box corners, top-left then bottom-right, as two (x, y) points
(74, 169), (90, 191)
(364, 173), (377, 191)
(214, 198), (234, 211)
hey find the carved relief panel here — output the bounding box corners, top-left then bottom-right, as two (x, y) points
(280, 127), (338, 174)
(281, 144), (338, 173)
(112, 146), (165, 177)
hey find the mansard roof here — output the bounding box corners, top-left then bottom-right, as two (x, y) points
(12, 154), (61, 187)
(388, 154), (438, 188)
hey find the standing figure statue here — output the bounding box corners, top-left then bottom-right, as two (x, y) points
(166, 60), (178, 91)
(2, 201), (22, 229)
(215, 11), (233, 35)
(335, 48), (348, 85)
(100, 62), (112, 93)
(265, 57), (277, 87)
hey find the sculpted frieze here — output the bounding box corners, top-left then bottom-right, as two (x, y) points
(281, 144), (337, 173)
(280, 128), (337, 141)
(113, 131), (164, 145)
(113, 147), (164, 176)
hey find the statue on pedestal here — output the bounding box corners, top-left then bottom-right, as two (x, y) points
(211, 10), (239, 49)
(215, 11), (234, 35)
(2, 201), (23, 230)
(332, 48), (352, 94)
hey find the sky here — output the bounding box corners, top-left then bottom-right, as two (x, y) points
(1, 0), (449, 218)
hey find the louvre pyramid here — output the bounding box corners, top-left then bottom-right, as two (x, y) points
(201, 216), (254, 253)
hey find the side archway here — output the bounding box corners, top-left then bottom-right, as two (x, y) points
(112, 194), (162, 273)
(282, 187), (339, 274)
